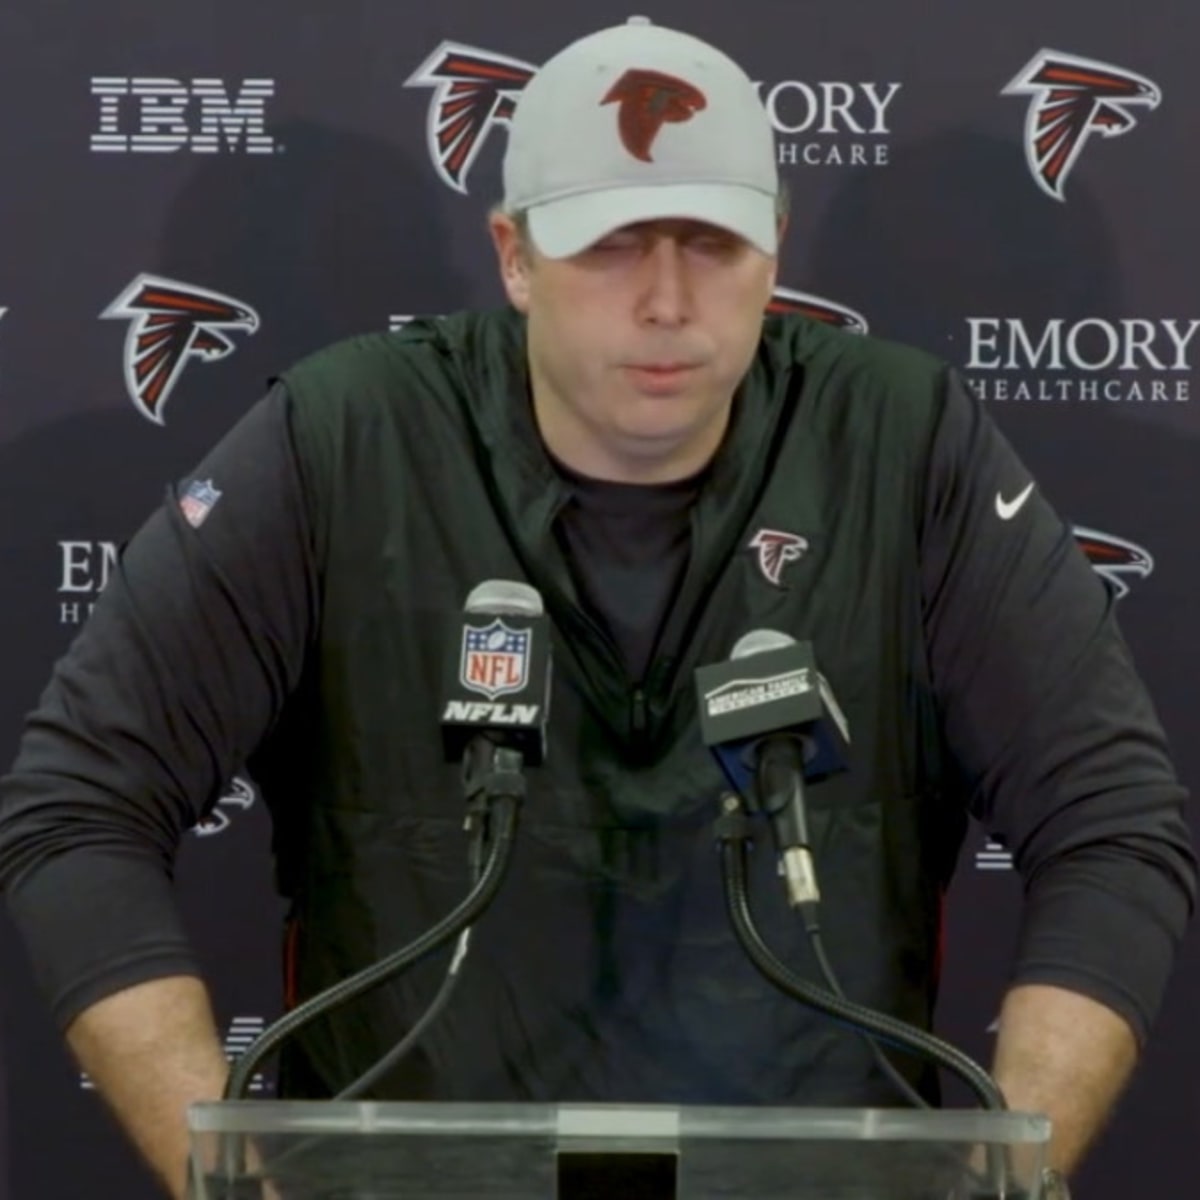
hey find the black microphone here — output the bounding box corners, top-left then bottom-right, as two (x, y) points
(440, 579), (552, 768)
(695, 632), (1009, 1120)
(695, 630), (849, 907)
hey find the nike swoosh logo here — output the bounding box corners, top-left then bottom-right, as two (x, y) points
(995, 482), (1035, 520)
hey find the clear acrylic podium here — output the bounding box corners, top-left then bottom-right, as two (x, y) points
(187, 1102), (1051, 1199)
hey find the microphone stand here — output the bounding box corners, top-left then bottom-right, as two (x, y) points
(714, 791), (1021, 1198)
(205, 744), (527, 1196)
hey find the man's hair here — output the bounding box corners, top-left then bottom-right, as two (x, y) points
(494, 181), (791, 254)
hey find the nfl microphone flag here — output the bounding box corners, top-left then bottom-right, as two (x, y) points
(440, 580), (551, 766)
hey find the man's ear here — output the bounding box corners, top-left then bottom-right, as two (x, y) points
(488, 210), (533, 313)
(759, 214), (788, 301)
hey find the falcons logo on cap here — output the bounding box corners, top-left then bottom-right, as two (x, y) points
(768, 286), (869, 335)
(1002, 50), (1161, 201)
(405, 41), (537, 193)
(749, 529), (809, 587)
(101, 275), (259, 425)
(601, 68), (707, 162)
(1072, 526), (1153, 598)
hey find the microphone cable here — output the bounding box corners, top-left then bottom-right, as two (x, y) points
(333, 806), (489, 1100)
(714, 791), (1004, 1110)
(224, 748), (525, 1101)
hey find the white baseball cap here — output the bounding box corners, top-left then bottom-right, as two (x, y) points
(503, 16), (779, 258)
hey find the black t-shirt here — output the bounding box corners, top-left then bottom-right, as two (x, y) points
(552, 457), (703, 683)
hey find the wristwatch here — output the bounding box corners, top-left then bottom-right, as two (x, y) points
(1040, 1168), (1072, 1200)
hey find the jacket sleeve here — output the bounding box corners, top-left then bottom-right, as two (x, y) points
(917, 368), (1196, 1043)
(0, 382), (318, 1028)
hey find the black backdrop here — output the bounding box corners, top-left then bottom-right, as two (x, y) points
(1, 2), (1197, 1197)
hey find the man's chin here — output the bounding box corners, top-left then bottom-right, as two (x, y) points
(612, 401), (729, 454)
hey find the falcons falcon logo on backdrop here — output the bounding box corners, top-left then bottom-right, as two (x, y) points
(1072, 526), (1154, 598)
(405, 41), (537, 193)
(192, 777), (257, 838)
(767, 286), (869, 334)
(1002, 50), (1161, 201)
(101, 275), (259, 425)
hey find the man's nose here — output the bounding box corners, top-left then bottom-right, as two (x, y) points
(637, 237), (692, 327)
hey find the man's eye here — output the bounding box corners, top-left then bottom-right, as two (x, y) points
(593, 234), (640, 252)
(689, 233), (737, 253)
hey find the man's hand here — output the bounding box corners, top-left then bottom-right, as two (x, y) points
(991, 983), (1138, 1175)
(66, 975), (231, 1200)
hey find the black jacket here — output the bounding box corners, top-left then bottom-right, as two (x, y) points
(0, 309), (1193, 1105)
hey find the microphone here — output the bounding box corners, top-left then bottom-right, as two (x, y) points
(440, 579), (551, 768)
(223, 581), (551, 1106)
(695, 633), (1009, 1120)
(695, 630), (849, 907)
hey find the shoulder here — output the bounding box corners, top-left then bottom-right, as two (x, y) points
(761, 313), (953, 444)
(764, 312), (947, 395)
(280, 308), (523, 417)
(277, 309), (526, 485)
(283, 309), (518, 398)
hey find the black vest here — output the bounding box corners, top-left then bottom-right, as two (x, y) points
(256, 308), (962, 1105)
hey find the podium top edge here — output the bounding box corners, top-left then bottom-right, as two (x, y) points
(188, 1102), (1051, 1145)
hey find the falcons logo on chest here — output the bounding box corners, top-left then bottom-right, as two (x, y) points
(749, 529), (809, 587)
(1002, 50), (1161, 201)
(405, 42), (537, 193)
(101, 275), (259, 425)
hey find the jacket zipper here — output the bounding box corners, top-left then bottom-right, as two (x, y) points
(630, 686), (648, 741)
(534, 500), (659, 750)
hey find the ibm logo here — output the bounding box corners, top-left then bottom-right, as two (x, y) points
(975, 837), (1014, 871)
(82, 1016), (270, 1093)
(90, 77), (278, 154)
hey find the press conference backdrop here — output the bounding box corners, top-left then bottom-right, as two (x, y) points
(1, 0), (1197, 1196)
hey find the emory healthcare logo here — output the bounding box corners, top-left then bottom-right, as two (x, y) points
(962, 316), (1197, 406)
(57, 539), (119, 627)
(101, 275), (260, 425)
(1002, 50), (1161, 200)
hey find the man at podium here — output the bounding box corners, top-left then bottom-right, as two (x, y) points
(0, 16), (1193, 1200)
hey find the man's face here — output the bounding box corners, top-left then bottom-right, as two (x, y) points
(490, 213), (780, 482)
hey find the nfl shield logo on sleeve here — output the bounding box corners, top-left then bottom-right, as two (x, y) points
(179, 478), (222, 528)
(461, 619), (531, 700)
